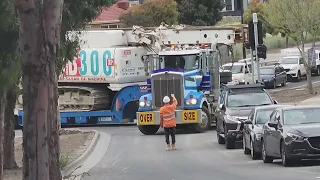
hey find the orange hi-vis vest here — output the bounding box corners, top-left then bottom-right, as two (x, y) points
(160, 97), (178, 128)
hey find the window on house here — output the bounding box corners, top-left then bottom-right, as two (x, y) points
(108, 24), (119, 28)
(221, 0), (234, 12)
(225, 0), (233, 11)
(100, 24), (119, 29)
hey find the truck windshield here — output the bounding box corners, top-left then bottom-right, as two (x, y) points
(160, 54), (199, 71)
(222, 65), (243, 74)
(279, 57), (298, 64)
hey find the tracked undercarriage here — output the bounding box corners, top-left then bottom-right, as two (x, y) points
(16, 84), (113, 112)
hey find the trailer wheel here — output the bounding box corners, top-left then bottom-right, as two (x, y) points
(138, 125), (159, 135)
(193, 106), (210, 133)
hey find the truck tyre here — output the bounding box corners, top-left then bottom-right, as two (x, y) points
(138, 125), (159, 135)
(193, 106), (210, 133)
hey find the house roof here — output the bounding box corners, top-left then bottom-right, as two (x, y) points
(93, 0), (130, 23)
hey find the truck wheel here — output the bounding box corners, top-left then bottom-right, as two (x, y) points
(193, 106), (210, 133)
(138, 125), (159, 135)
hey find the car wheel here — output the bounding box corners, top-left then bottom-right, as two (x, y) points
(273, 80), (277, 89)
(243, 135), (250, 155)
(281, 77), (286, 86)
(262, 140), (273, 163)
(251, 139), (261, 160)
(217, 130), (225, 144)
(281, 142), (294, 167)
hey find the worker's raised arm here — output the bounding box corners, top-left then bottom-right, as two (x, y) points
(170, 94), (178, 108)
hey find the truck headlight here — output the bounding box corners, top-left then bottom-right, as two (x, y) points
(190, 98), (197, 105)
(145, 101), (151, 107)
(186, 98), (197, 105)
(240, 79), (245, 83)
(139, 101), (146, 107)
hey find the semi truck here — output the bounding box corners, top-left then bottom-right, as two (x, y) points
(134, 24), (248, 135)
(15, 23), (247, 127)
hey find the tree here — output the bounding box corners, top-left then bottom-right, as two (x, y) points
(243, 0), (275, 37)
(176, 0), (223, 26)
(119, 0), (179, 27)
(265, 0), (320, 94)
(14, 0), (64, 179)
(0, 0), (20, 177)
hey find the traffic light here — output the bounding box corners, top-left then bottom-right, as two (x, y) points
(257, 44), (267, 59)
(248, 20), (263, 49)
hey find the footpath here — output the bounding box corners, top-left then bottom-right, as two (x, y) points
(4, 129), (111, 180)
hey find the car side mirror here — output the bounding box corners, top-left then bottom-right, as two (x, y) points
(268, 122), (278, 129)
(274, 100), (278, 104)
(244, 119), (252, 124)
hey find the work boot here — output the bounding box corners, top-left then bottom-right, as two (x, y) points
(166, 144), (171, 151)
(171, 144), (177, 150)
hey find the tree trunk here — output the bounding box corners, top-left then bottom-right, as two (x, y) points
(0, 92), (7, 180)
(307, 69), (313, 94)
(14, 0), (64, 179)
(285, 37), (289, 48)
(3, 90), (18, 169)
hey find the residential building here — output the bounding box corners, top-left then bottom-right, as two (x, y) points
(87, 0), (140, 29)
(220, 0), (265, 17)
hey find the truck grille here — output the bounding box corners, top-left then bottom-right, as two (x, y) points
(308, 136), (320, 149)
(151, 73), (183, 108)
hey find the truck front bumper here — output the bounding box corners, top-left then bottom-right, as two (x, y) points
(136, 109), (202, 125)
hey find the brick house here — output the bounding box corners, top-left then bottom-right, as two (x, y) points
(87, 0), (140, 29)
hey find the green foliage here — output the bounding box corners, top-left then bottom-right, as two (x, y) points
(0, 0), (21, 95)
(58, 0), (114, 74)
(265, 0), (320, 45)
(176, 0), (223, 26)
(119, 0), (179, 27)
(59, 154), (69, 169)
(243, 0), (275, 37)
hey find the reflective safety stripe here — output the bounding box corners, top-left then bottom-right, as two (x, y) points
(162, 112), (175, 121)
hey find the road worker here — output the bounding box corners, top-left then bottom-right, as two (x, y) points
(160, 94), (178, 151)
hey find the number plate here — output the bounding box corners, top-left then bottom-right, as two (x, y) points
(98, 117), (112, 122)
(137, 112), (155, 125)
(182, 110), (198, 123)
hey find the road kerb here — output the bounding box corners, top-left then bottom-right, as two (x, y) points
(61, 130), (100, 179)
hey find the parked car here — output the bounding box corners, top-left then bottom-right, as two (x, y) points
(215, 83), (277, 149)
(261, 105), (320, 167)
(243, 104), (292, 160)
(260, 65), (287, 89)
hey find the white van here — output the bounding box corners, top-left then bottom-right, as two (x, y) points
(222, 62), (252, 84)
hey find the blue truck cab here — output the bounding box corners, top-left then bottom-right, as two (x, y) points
(136, 45), (232, 135)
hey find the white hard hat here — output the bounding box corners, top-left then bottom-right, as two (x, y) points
(163, 96), (170, 103)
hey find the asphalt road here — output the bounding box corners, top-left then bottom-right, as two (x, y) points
(81, 127), (320, 180)
(267, 75), (320, 92)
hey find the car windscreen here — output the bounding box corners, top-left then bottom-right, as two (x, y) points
(226, 92), (272, 108)
(222, 65), (243, 74)
(284, 108), (320, 125)
(256, 109), (276, 124)
(279, 57), (298, 64)
(260, 68), (274, 75)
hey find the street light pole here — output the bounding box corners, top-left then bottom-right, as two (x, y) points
(253, 13), (260, 82)
(241, 0), (246, 59)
